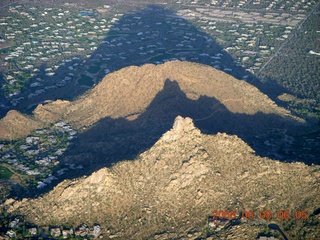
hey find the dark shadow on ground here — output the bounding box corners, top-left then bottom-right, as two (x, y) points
(7, 5), (294, 118)
(9, 77), (319, 200)
(2, 5), (319, 199)
(41, 79), (315, 195)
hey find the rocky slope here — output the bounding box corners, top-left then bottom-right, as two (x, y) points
(3, 116), (320, 239)
(0, 61), (305, 140)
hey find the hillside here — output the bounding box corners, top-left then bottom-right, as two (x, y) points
(1, 60), (316, 199)
(0, 110), (43, 139)
(3, 116), (320, 239)
(0, 60), (304, 140)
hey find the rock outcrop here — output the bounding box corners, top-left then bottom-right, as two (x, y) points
(4, 116), (320, 239)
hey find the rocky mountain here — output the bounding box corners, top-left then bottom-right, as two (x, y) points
(0, 61), (319, 239)
(0, 61), (305, 140)
(3, 116), (320, 239)
(1, 61), (313, 178)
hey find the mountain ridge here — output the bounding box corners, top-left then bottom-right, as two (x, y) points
(0, 61), (305, 140)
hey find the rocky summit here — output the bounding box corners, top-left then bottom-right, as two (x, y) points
(3, 116), (320, 239)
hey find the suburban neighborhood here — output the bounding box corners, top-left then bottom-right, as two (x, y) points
(5, 218), (102, 239)
(0, 0), (318, 112)
(0, 121), (79, 190)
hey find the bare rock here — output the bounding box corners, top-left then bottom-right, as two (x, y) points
(161, 116), (200, 142)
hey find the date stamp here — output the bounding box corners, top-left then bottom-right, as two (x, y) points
(212, 209), (308, 220)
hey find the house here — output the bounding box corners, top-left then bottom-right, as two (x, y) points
(50, 228), (61, 237)
(26, 170), (40, 176)
(6, 230), (16, 238)
(9, 219), (19, 228)
(28, 228), (37, 236)
(92, 225), (101, 237)
(55, 148), (66, 156)
(75, 225), (89, 237)
(62, 229), (74, 238)
(207, 215), (230, 232)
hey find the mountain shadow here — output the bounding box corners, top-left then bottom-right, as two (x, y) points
(46, 79), (315, 192)
(2, 4), (319, 199)
(9, 4), (294, 118)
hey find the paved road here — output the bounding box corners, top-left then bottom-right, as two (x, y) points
(268, 223), (289, 240)
(257, 1), (320, 77)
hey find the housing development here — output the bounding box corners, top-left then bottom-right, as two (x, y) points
(0, 0), (318, 111)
